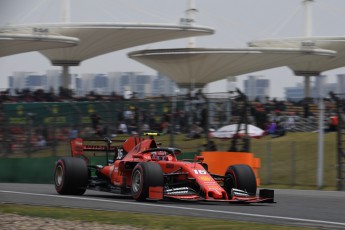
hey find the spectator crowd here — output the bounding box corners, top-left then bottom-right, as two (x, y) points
(0, 88), (341, 156)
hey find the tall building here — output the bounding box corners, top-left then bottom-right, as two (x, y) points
(152, 73), (178, 97)
(78, 73), (108, 95)
(135, 73), (153, 98)
(243, 76), (269, 101)
(9, 71), (42, 94)
(284, 84), (304, 101)
(108, 72), (122, 95)
(75, 76), (83, 96)
(285, 75), (338, 101)
(46, 70), (62, 94)
(9, 70), (79, 95)
(337, 74), (345, 95)
(93, 74), (108, 95)
(8, 70), (185, 98)
(314, 75), (337, 98)
(77, 72), (167, 98)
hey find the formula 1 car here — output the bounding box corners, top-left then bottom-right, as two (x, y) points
(54, 133), (274, 203)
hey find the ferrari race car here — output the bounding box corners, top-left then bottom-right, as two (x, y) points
(54, 133), (274, 203)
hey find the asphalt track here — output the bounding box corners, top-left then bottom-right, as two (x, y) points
(0, 183), (344, 229)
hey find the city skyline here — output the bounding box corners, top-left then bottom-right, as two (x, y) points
(8, 70), (178, 98)
(9, 69), (345, 102)
(1, 0), (345, 98)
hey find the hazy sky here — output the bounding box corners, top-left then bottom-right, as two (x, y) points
(1, 0), (345, 98)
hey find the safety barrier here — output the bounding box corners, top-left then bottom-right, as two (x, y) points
(0, 153), (197, 184)
(201, 151), (261, 186)
(0, 157), (59, 183)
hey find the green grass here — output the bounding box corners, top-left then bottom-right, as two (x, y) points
(0, 204), (313, 230)
(250, 132), (337, 189)
(157, 132), (338, 190)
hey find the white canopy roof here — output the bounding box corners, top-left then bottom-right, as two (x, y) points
(0, 32), (78, 57)
(248, 37), (345, 76)
(2, 23), (214, 66)
(128, 47), (335, 88)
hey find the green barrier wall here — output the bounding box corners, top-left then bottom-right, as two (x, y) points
(0, 152), (197, 183)
(0, 157), (60, 183)
(3, 101), (182, 126)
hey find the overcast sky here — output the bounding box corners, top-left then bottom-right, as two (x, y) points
(1, 0), (345, 98)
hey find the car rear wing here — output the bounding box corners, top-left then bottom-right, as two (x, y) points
(70, 138), (118, 157)
(71, 137), (127, 165)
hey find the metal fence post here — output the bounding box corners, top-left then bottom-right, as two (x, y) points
(266, 141), (271, 184)
(169, 96), (175, 147)
(291, 141), (296, 186)
(25, 113), (33, 157)
(52, 112), (57, 157)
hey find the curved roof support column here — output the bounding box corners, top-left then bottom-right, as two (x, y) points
(52, 60), (80, 90)
(294, 70), (320, 99)
(304, 75), (311, 98)
(62, 65), (70, 89)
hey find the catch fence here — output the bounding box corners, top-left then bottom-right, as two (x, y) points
(0, 96), (337, 189)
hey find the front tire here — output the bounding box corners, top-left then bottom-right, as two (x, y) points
(131, 162), (163, 201)
(224, 164), (257, 197)
(54, 157), (89, 195)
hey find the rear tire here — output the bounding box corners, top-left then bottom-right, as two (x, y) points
(54, 157), (89, 195)
(224, 164), (257, 196)
(131, 162), (163, 201)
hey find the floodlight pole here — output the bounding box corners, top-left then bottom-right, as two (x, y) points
(303, 0), (314, 98)
(186, 0), (197, 48)
(304, 0), (313, 37)
(59, 0), (72, 90)
(169, 87), (179, 147)
(303, 0), (325, 189)
(302, 0), (324, 189)
(317, 75), (325, 189)
(62, 0), (70, 23)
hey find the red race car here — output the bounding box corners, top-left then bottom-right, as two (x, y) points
(54, 133), (274, 203)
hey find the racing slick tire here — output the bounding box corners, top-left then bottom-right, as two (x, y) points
(131, 162), (164, 201)
(224, 164), (257, 197)
(54, 157), (89, 195)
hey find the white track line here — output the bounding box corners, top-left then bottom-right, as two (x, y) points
(1, 190), (344, 227)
